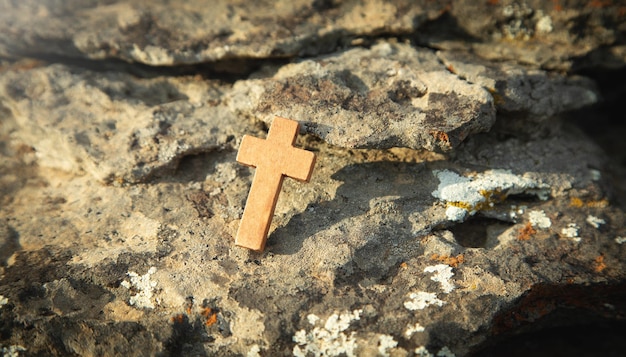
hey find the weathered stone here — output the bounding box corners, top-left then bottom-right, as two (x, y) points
(0, 63), (246, 183)
(424, 0), (626, 70)
(1, 113), (624, 355)
(2, 0), (623, 71)
(1, 1), (625, 356)
(0, 0), (449, 65)
(437, 51), (599, 119)
(230, 41), (496, 151)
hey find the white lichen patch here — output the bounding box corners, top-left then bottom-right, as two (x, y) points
(405, 322), (425, 338)
(404, 292), (445, 311)
(432, 169), (548, 222)
(590, 169), (602, 181)
(424, 264), (455, 293)
(586, 215), (605, 229)
(535, 14), (553, 34)
(121, 267), (158, 309)
(561, 223), (580, 241)
(0, 295), (8, 308)
(529, 210), (551, 229)
(293, 309), (363, 357)
(246, 344), (261, 357)
(307, 314), (320, 325)
(437, 346), (456, 357)
(1, 345), (26, 357)
(377, 334), (398, 356)
(415, 346), (433, 357)
(615, 237), (626, 244)
(508, 204), (526, 220)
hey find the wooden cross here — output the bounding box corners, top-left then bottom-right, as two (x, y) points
(235, 117), (316, 251)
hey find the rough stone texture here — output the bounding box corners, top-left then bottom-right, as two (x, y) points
(230, 41), (496, 151)
(1, 114), (624, 356)
(0, 62), (246, 184)
(0, 0), (448, 65)
(425, 0), (626, 71)
(437, 51), (599, 120)
(1, 1), (625, 357)
(1, 0), (623, 72)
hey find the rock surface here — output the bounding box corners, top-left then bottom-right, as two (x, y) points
(1, 1), (625, 357)
(0, 62), (246, 184)
(0, 0), (448, 65)
(437, 51), (599, 120)
(230, 41), (496, 151)
(425, 0), (626, 71)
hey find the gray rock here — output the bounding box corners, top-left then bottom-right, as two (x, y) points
(0, 0), (448, 65)
(0, 1), (624, 356)
(0, 221), (19, 266)
(229, 41), (496, 151)
(0, 63), (246, 183)
(1, 111), (624, 355)
(1, 0), (623, 72)
(426, 0), (626, 70)
(437, 51), (599, 119)
(0, 43), (499, 185)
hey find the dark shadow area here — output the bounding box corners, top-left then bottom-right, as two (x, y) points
(569, 65), (626, 209)
(449, 216), (513, 248)
(472, 320), (626, 357)
(411, 10), (483, 50)
(268, 160), (437, 256)
(0, 224), (21, 266)
(4, 51), (291, 82)
(472, 282), (626, 357)
(165, 313), (211, 357)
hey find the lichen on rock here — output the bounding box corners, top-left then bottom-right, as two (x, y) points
(0, 1), (625, 356)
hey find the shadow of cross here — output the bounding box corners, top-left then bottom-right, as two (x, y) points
(236, 117), (316, 251)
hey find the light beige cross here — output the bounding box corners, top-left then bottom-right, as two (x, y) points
(235, 117), (316, 251)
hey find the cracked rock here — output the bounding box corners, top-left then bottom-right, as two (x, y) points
(1, 1), (625, 356)
(437, 51), (599, 120)
(0, 0), (449, 65)
(428, 0), (626, 70)
(230, 41), (496, 151)
(0, 63), (246, 183)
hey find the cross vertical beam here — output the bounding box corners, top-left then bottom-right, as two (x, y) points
(235, 117), (316, 251)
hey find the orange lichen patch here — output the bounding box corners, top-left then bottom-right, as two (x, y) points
(487, 88), (505, 106)
(431, 254), (465, 268)
(570, 197), (609, 208)
(430, 131), (450, 145)
(448, 189), (507, 213)
(448, 201), (474, 211)
(518, 222), (537, 241)
(201, 307), (218, 326)
(479, 189), (507, 207)
(171, 314), (185, 324)
(185, 297), (194, 315)
(588, 0), (612, 8)
(570, 197), (584, 208)
(487, 0), (499, 5)
(553, 0), (563, 11)
(446, 64), (456, 73)
(206, 312), (218, 326)
(400, 262), (408, 269)
(594, 255), (607, 273)
(587, 198), (609, 208)
(447, 201), (474, 211)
